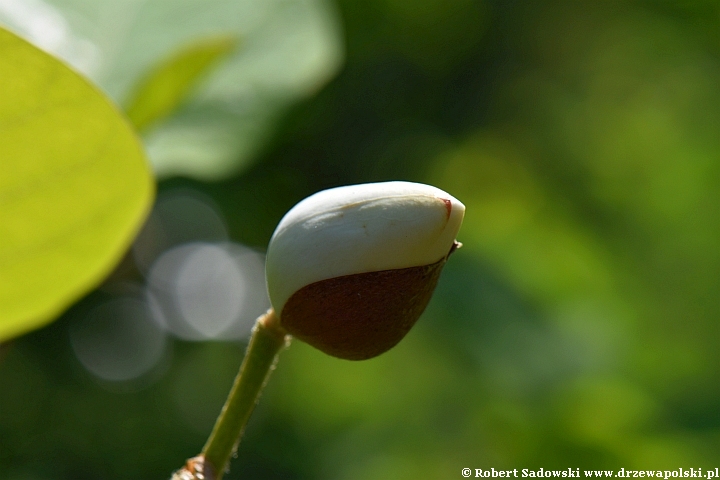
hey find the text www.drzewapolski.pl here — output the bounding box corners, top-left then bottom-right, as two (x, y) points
(462, 468), (720, 479)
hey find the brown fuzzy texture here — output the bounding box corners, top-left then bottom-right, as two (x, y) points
(279, 257), (448, 360)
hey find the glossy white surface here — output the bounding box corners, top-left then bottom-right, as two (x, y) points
(265, 181), (465, 315)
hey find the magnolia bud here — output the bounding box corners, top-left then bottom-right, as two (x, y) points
(265, 181), (465, 360)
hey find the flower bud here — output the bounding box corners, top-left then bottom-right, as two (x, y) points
(265, 181), (465, 360)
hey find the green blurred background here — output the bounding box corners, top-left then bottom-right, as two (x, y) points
(3, 0), (720, 478)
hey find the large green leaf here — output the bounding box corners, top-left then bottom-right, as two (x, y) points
(0, 0), (344, 180)
(0, 27), (154, 342)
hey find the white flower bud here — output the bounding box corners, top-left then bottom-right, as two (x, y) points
(265, 181), (465, 360)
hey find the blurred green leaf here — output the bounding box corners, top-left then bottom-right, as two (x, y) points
(125, 36), (239, 133)
(0, 27), (154, 342)
(0, 0), (344, 181)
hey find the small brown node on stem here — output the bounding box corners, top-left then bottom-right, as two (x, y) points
(171, 455), (216, 480)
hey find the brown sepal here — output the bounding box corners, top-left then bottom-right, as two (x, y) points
(280, 256), (449, 360)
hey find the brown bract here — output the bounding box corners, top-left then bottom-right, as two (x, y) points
(171, 455), (216, 480)
(279, 249), (455, 360)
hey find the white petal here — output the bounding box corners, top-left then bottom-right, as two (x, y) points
(265, 181), (465, 315)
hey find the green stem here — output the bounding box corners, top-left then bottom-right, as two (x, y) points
(202, 309), (290, 479)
